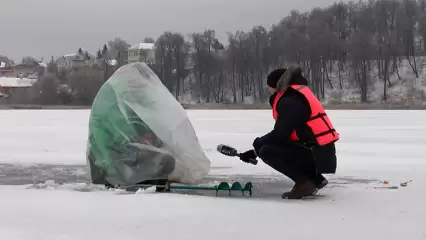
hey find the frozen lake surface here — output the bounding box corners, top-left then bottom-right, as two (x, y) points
(0, 109), (425, 239)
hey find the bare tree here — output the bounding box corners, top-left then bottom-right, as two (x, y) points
(34, 74), (60, 104)
(21, 56), (38, 66)
(143, 37), (155, 43)
(107, 38), (131, 67)
(68, 68), (104, 105)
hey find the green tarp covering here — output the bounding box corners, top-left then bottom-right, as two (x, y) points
(86, 62), (210, 186)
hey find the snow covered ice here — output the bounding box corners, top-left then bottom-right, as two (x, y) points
(0, 109), (426, 239)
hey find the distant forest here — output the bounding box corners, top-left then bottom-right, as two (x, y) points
(135, 0), (426, 104)
(3, 0), (426, 106)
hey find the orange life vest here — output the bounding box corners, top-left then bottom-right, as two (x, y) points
(272, 85), (339, 146)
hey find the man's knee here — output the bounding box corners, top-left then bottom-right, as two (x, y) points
(257, 145), (269, 160)
(258, 145), (284, 161)
(258, 144), (302, 163)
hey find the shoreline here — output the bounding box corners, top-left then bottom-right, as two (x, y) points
(0, 103), (425, 110)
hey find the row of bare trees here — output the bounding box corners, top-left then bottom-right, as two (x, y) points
(6, 0), (425, 105)
(149, 0), (426, 104)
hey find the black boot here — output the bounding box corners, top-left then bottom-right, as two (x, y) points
(282, 176), (327, 198)
(314, 174), (328, 189)
(282, 186), (295, 199)
(282, 180), (318, 199)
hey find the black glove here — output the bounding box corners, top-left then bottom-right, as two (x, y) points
(239, 149), (257, 163)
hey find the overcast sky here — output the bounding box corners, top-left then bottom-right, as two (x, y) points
(1, 0), (343, 62)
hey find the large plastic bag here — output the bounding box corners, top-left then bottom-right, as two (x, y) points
(86, 62), (211, 186)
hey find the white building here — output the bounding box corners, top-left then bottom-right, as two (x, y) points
(127, 42), (155, 64)
(57, 51), (94, 71)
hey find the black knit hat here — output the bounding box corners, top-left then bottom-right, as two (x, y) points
(267, 66), (303, 90)
(267, 68), (287, 88)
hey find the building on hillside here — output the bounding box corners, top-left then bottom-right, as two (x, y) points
(0, 55), (13, 66)
(0, 77), (38, 104)
(56, 51), (95, 71)
(127, 42), (155, 64)
(0, 61), (13, 75)
(0, 62), (46, 79)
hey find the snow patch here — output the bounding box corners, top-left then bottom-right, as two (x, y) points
(135, 186), (157, 194)
(27, 180), (107, 192)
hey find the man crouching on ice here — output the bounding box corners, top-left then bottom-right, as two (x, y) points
(239, 66), (339, 199)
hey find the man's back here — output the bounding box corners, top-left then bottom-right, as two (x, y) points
(276, 86), (337, 173)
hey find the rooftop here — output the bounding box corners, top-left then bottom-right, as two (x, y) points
(128, 42), (155, 51)
(63, 53), (78, 57)
(0, 77), (38, 88)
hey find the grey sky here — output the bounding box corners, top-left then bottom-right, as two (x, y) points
(1, 0), (342, 62)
